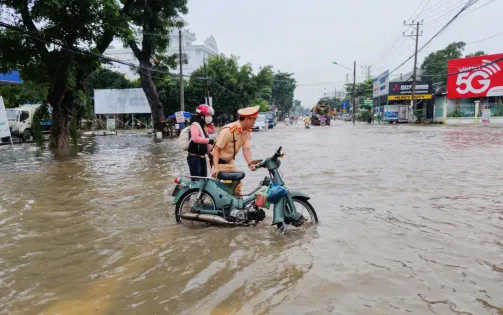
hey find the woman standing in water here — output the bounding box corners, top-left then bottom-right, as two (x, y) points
(187, 104), (215, 178)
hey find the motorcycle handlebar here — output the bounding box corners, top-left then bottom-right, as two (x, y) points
(254, 147), (283, 169)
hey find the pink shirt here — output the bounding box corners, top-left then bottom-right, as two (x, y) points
(190, 123), (215, 153)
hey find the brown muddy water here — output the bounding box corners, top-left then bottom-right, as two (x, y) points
(1, 122), (502, 315)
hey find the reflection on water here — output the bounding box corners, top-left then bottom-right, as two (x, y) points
(1, 124), (502, 314)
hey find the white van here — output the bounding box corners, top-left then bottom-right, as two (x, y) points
(4, 104), (52, 141)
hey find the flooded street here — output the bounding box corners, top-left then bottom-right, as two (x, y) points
(1, 122), (502, 315)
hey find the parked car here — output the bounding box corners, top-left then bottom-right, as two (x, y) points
(263, 111), (276, 129)
(252, 114), (269, 131)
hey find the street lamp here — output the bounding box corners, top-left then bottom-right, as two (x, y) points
(332, 61), (356, 125)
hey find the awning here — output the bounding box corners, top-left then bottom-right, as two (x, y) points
(0, 71), (23, 86)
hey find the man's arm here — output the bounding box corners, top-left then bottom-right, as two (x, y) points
(212, 146), (221, 177)
(242, 134), (256, 171)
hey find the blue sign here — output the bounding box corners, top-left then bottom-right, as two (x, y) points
(385, 112), (398, 118)
(341, 102), (348, 109)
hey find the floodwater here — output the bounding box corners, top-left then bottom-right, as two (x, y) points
(1, 122), (502, 315)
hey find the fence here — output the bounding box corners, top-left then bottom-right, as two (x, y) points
(434, 98), (503, 125)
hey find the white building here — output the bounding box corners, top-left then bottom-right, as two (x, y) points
(103, 21), (219, 80)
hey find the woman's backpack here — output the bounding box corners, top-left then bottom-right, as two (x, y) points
(178, 122), (204, 151)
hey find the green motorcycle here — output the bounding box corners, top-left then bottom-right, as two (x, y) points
(172, 147), (318, 230)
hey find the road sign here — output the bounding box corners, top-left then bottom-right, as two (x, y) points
(341, 102), (348, 108)
(364, 99), (373, 105)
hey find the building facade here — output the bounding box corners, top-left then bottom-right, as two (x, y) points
(103, 21), (219, 80)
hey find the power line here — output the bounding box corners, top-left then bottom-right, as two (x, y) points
(390, 0), (479, 75)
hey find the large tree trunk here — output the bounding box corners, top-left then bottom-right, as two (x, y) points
(139, 59), (165, 133)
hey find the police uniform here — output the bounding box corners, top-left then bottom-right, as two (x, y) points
(212, 106), (259, 195)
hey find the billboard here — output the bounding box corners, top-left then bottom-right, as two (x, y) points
(388, 81), (432, 101)
(373, 70), (389, 97)
(447, 53), (503, 99)
(94, 88), (151, 114)
(0, 97), (12, 138)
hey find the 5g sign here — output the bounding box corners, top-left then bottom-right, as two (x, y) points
(448, 54), (503, 99)
(456, 70), (491, 95)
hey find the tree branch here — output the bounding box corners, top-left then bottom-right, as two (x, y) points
(19, 0), (48, 55)
(128, 39), (142, 60)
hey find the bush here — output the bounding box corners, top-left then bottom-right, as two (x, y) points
(414, 109), (425, 123)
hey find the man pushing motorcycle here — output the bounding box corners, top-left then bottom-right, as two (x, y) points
(211, 105), (260, 196)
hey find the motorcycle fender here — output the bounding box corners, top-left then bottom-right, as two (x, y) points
(288, 190), (311, 201)
(271, 191), (311, 225)
(171, 181), (203, 205)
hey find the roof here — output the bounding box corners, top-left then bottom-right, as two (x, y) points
(0, 71), (23, 86)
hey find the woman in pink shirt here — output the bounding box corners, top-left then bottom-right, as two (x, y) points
(187, 104), (215, 178)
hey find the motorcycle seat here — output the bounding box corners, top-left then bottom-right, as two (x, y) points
(217, 171), (245, 181)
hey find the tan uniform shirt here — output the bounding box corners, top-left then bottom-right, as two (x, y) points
(214, 121), (251, 162)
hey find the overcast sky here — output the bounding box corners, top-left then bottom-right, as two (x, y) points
(182, 0), (502, 106)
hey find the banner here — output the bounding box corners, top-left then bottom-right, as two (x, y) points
(94, 88), (151, 114)
(373, 70), (389, 97)
(447, 53), (503, 99)
(0, 97), (12, 138)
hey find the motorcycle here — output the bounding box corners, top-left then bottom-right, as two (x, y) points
(304, 120), (310, 129)
(171, 147), (318, 231)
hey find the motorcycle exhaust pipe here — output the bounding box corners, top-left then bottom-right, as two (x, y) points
(180, 213), (233, 225)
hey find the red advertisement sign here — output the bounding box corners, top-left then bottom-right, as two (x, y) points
(447, 53), (503, 99)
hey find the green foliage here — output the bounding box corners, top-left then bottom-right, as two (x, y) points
(421, 42), (466, 85)
(32, 103), (50, 148)
(492, 100), (503, 116)
(358, 110), (370, 122)
(0, 81), (49, 108)
(272, 72), (296, 115)
(465, 51), (486, 58)
(184, 55), (276, 117)
(252, 99), (270, 112)
(344, 78), (373, 99)
(414, 109), (425, 123)
(0, 0), (132, 148)
(447, 108), (463, 117)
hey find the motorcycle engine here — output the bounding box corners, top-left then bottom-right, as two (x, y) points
(229, 209), (247, 222)
(247, 208), (266, 222)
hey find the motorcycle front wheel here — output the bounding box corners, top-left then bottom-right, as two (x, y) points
(278, 197), (318, 231)
(175, 189), (216, 225)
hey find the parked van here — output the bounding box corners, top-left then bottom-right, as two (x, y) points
(2, 104), (52, 142)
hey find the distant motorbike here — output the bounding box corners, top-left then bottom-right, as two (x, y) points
(171, 147), (318, 231)
(304, 121), (310, 129)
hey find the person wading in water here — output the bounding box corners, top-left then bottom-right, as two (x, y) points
(210, 106), (259, 196)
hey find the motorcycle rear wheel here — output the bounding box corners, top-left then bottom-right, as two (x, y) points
(175, 189), (216, 225)
(277, 197), (318, 231)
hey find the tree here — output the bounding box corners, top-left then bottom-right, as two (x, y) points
(125, 0), (188, 134)
(465, 50), (486, 58)
(0, 0), (133, 148)
(420, 42), (466, 85)
(184, 55), (274, 118)
(343, 78), (373, 100)
(0, 81), (49, 108)
(272, 72), (296, 116)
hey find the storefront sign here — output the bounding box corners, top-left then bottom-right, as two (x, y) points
(388, 94), (432, 101)
(373, 70), (389, 97)
(447, 53), (503, 99)
(389, 81), (432, 96)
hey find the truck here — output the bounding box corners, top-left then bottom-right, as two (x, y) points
(311, 100), (332, 126)
(1, 104), (53, 142)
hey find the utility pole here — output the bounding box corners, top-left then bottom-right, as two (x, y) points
(178, 29), (185, 112)
(203, 57), (210, 105)
(353, 61), (356, 126)
(404, 20), (423, 122)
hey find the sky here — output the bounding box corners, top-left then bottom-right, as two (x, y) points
(181, 0), (502, 106)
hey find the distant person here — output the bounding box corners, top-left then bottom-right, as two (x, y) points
(187, 105), (215, 178)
